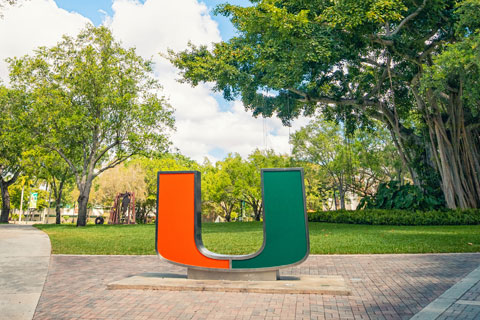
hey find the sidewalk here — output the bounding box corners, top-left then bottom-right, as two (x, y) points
(0, 224), (51, 320)
(33, 253), (480, 319)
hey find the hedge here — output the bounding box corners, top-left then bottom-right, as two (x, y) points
(307, 209), (480, 226)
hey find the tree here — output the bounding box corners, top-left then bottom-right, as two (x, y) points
(201, 150), (291, 221)
(298, 161), (334, 211)
(48, 168), (71, 224)
(203, 154), (245, 222)
(291, 118), (352, 209)
(90, 161), (148, 223)
(419, 7), (480, 209)
(245, 149), (291, 220)
(8, 175), (49, 214)
(9, 25), (175, 226)
(348, 124), (405, 197)
(169, 0), (480, 209)
(292, 116), (406, 210)
(0, 86), (28, 222)
(199, 158), (223, 220)
(90, 154), (202, 223)
(31, 150), (74, 224)
(90, 163), (147, 208)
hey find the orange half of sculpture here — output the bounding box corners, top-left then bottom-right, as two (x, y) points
(156, 172), (229, 269)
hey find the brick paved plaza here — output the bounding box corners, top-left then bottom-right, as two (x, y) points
(436, 278), (480, 320)
(33, 253), (480, 320)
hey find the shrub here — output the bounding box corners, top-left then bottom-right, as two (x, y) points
(9, 213), (25, 221)
(357, 181), (445, 211)
(308, 208), (480, 226)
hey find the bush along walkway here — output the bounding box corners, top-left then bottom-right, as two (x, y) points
(308, 208), (480, 225)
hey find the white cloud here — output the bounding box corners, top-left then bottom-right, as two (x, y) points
(107, 0), (311, 162)
(0, 0), (90, 82)
(0, 0), (311, 163)
(173, 101), (310, 162)
(107, 0), (220, 54)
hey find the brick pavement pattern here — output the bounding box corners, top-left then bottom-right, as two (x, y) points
(33, 254), (480, 320)
(437, 279), (480, 320)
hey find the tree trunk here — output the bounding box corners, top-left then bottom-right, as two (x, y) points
(77, 195), (88, 226)
(55, 200), (61, 224)
(256, 202), (263, 221)
(387, 127), (420, 186)
(338, 186), (346, 210)
(379, 102), (437, 188)
(55, 182), (63, 225)
(135, 203), (147, 224)
(0, 171), (19, 223)
(51, 177), (66, 224)
(76, 179), (93, 227)
(0, 182), (11, 223)
(221, 202), (234, 222)
(333, 190), (337, 210)
(424, 89), (480, 209)
(224, 206), (231, 222)
(251, 200), (262, 221)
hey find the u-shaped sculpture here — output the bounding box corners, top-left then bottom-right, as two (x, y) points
(156, 168), (309, 272)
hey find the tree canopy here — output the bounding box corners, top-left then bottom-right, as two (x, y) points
(292, 116), (404, 209)
(8, 25), (175, 226)
(169, 0), (480, 209)
(0, 86), (29, 222)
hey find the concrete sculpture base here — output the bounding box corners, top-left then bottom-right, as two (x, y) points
(187, 268), (279, 281)
(107, 273), (351, 295)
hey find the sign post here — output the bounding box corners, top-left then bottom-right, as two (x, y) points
(19, 185), (25, 223)
(29, 192), (38, 221)
(29, 192), (38, 209)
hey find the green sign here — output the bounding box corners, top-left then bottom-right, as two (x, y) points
(29, 192), (38, 209)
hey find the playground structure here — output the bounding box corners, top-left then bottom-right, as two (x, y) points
(108, 192), (136, 225)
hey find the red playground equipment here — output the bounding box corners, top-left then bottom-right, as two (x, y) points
(109, 192), (136, 224)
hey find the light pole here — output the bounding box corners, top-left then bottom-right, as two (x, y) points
(19, 183), (24, 223)
(240, 200), (245, 222)
(46, 183), (52, 224)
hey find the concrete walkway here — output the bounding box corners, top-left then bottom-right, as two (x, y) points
(0, 224), (51, 320)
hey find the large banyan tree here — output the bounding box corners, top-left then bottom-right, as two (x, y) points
(169, 0), (480, 209)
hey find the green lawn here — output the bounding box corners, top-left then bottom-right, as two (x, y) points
(35, 222), (480, 255)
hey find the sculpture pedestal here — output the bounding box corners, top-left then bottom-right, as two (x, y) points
(187, 268), (279, 281)
(107, 273), (351, 295)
